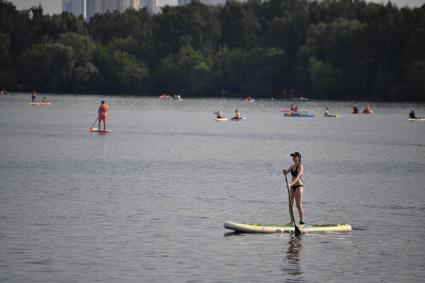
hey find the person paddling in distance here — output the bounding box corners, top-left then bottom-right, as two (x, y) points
(233, 109), (241, 120)
(98, 100), (109, 130)
(31, 90), (36, 103)
(324, 107), (330, 117)
(215, 109), (225, 119)
(283, 152), (305, 226)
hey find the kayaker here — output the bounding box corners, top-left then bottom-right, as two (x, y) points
(98, 100), (109, 130)
(283, 152), (305, 225)
(409, 110), (416, 119)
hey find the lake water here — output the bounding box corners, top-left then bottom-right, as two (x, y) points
(1, 94), (424, 283)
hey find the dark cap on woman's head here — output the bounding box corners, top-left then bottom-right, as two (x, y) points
(290, 152), (302, 158)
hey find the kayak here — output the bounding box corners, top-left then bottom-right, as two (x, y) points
(25, 102), (50, 105)
(224, 221), (352, 234)
(284, 112), (314, 117)
(89, 128), (112, 133)
(215, 117), (228, 121)
(408, 118), (425, 121)
(231, 117), (246, 121)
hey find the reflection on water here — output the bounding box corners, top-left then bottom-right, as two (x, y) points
(283, 235), (304, 282)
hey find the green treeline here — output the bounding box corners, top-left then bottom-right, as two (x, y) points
(1, 0), (425, 100)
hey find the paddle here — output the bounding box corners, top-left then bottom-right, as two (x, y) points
(285, 174), (302, 236)
(89, 116), (98, 130)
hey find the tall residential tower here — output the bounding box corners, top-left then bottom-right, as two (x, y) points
(62, 0), (87, 18)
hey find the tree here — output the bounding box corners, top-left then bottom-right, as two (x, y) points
(93, 47), (150, 94)
(308, 57), (344, 99)
(20, 42), (74, 92)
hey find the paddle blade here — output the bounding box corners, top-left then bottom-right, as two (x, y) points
(294, 224), (302, 237)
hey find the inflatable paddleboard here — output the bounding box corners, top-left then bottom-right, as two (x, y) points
(408, 118), (425, 121)
(284, 112), (315, 117)
(231, 117), (246, 121)
(224, 221), (352, 234)
(25, 102), (50, 105)
(215, 117), (228, 121)
(89, 128), (112, 133)
(281, 109), (310, 112)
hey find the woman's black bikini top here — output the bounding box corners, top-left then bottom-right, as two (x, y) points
(291, 166), (302, 177)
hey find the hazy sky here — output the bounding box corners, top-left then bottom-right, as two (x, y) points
(7, 0), (425, 15)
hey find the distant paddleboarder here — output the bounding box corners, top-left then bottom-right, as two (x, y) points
(409, 110), (416, 119)
(98, 100), (109, 130)
(283, 152), (305, 226)
(215, 109), (225, 119)
(31, 90), (36, 103)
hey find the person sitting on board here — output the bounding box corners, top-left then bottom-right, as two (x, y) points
(216, 110), (225, 119)
(98, 100), (109, 130)
(409, 110), (416, 119)
(31, 90), (36, 103)
(283, 152), (305, 226)
(233, 109), (241, 120)
(362, 104), (372, 114)
(352, 105), (359, 114)
(324, 107), (331, 117)
(290, 104), (297, 112)
(41, 97), (48, 103)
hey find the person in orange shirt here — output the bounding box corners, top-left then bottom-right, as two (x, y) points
(98, 100), (109, 130)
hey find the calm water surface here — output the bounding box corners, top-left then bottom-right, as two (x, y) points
(1, 94), (424, 282)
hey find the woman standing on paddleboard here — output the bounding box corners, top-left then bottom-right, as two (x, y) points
(283, 152), (305, 225)
(98, 100), (109, 130)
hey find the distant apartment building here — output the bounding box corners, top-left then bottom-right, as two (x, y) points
(140, 0), (177, 14)
(63, 0), (141, 19)
(63, 0), (230, 18)
(86, 0), (103, 19)
(62, 0), (87, 18)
